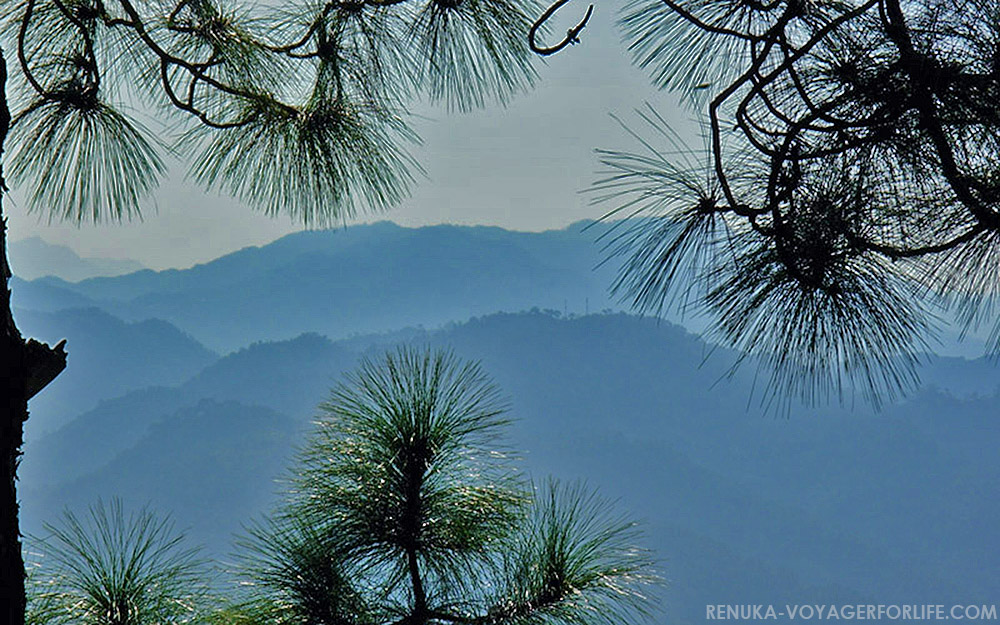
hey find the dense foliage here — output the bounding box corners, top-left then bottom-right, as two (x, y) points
(0, 1), (542, 620)
(23, 348), (656, 625)
(4, 0), (542, 224)
(25, 500), (210, 625)
(595, 0), (1000, 405)
(233, 347), (656, 625)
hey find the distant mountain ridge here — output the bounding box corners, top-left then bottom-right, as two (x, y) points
(10, 236), (144, 281)
(14, 221), (624, 351)
(16, 306), (217, 433)
(12, 221), (1000, 623)
(34, 398), (299, 557)
(13, 221), (992, 358)
(14, 219), (999, 438)
(18, 312), (1000, 625)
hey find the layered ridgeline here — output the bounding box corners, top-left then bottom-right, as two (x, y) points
(14, 221), (995, 433)
(12, 223), (1000, 624)
(17, 312), (1000, 625)
(14, 307), (217, 431)
(9, 237), (145, 282)
(13, 221), (624, 353)
(12, 221), (627, 435)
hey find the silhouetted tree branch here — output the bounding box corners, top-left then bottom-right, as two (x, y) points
(531, 0), (1000, 406)
(529, 0), (594, 56)
(0, 0), (543, 621)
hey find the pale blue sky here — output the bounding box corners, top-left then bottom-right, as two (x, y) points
(7, 3), (692, 270)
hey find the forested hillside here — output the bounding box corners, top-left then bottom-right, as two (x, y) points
(19, 311), (1000, 624)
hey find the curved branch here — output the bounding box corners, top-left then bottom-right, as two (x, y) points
(17, 0), (49, 98)
(880, 0), (999, 229)
(53, 0), (101, 93)
(529, 0), (594, 56)
(111, 0), (298, 122)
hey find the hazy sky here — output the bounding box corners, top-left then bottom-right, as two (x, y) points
(6, 3), (691, 270)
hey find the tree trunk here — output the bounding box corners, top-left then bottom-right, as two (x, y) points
(0, 47), (66, 625)
(0, 43), (26, 625)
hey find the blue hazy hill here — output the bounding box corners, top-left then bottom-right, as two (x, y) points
(20, 222), (622, 352)
(15, 306), (217, 433)
(29, 399), (298, 558)
(20, 312), (1000, 624)
(19, 332), (352, 492)
(11, 276), (101, 312)
(9, 236), (144, 282)
(17, 221), (994, 359)
(20, 386), (192, 489)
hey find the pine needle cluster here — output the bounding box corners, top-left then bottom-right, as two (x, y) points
(25, 500), (211, 625)
(594, 0), (1000, 406)
(234, 347), (657, 625)
(3, 0), (542, 225)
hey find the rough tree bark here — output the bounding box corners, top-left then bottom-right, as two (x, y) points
(0, 47), (67, 624)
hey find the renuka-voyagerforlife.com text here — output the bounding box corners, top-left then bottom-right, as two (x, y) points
(706, 604), (999, 621)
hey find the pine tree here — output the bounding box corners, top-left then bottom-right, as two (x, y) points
(25, 500), (211, 625)
(233, 347), (656, 625)
(586, 0), (1000, 406)
(1, 0), (541, 620)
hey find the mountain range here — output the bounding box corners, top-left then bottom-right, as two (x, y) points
(17, 312), (1000, 624)
(13, 222), (625, 352)
(15, 306), (216, 432)
(11, 222), (1000, 624)
(9, 236), (145, 282)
